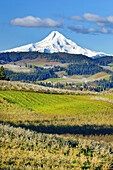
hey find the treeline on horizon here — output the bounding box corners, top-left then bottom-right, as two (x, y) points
(0, 51), (113, 65)
(0, 51), (113, 83)
(87, 76), (113, 91)
(5, 67), (57, 82)
(66, 63), (110, 75)
(0, 64), (113, 92)
(3, 63), (111, 82)
(38, 74), (113, 92)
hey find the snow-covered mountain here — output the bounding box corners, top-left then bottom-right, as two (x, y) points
(3, 31), (107, 58)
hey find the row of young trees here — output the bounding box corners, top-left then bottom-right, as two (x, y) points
(38, 74), (113, 92)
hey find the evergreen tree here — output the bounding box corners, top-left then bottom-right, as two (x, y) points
(0, 66), (6, 80)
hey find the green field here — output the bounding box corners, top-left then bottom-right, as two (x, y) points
(0, 91), (113, 169)
(37, 71), (112, 86)
(0, 91), (113, 115)
(37, 77), (64, 84)
(0, 91), (113, 141)
(88, 72), (111, 80)
(108, 63), (113, 66)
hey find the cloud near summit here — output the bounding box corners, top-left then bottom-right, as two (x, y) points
(68, 25), (112, 34)
(11, 16), (63, 28)
(10, 14), (113, 35)
(69, 13), (113, 34)
(70, 13), (113, 27)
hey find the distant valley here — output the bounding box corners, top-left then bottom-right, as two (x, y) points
(0, 50), (113, 92)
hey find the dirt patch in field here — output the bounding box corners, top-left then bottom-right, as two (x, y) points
(18, 58), (47, 63)
(17, 58), (61, 66)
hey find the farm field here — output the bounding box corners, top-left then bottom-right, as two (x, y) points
(108, 63), (113, 66)
(0, 91), (113, 115)
(37, 72), (112, 86)
(88, 72), (111, 80)
(0, 90), (113, 169)
(0, 64), (35, 73)
(17, 58), (70, 68)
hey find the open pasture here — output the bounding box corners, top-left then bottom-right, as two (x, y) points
(0, 91), (113, 169)
(0, 91), (113, 115)
(0, 91), (113, 142)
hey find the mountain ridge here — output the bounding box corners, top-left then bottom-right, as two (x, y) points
(2, 31), (108, 58)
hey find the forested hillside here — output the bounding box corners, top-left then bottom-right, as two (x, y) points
(66, 63), (108, 75)
(5, 67), (57, 82)
(0, 52), (91, 63)
(0, 52), (113, 65)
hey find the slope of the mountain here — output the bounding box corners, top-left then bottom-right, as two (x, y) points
(3, 31), (107, 58)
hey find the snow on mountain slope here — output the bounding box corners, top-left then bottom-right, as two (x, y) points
(3, 31), (107, 58)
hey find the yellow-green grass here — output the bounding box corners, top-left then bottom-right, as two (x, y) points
(37, 77), (64, 83)
(21, 61), (69, 68)
(55, 71), (67, 77)
(69, 75), (79, 79)
(103, 75), (111, 79)
(0, 91), (113, 145)
(0, 91), (113, 169)
(108, 63), (113, 66)
(37, 77), (68, 85)
(0, 91), (113, 115)
(0, 124), (113, 169)
(88, 72), (111, 80)
(69, 75), (89, 79)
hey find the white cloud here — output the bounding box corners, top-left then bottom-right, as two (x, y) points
(70, 15), (83, 21)
(97, 22), (105, 27)
(68, 25), (112, 34)
(99, 28), (108, 34)
(83, 13), (105, 22)
(68, 25), (90, 34)
(107, 16), (113, 23)
(84, 13), (113, 28)
(88, 28), (96, 32)
(11, 16), (63, 28)
(70, 13), (113, 28)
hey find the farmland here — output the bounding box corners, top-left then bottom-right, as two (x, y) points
(0, 91), (113, 115)
(37, 72), (112, 85)
(0, 89), (113, 169)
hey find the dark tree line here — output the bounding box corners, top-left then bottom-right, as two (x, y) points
(0, 52), (113, 65)
(5, 67), (57, 82)
(3, 62), (112, 82)
(93, 56), (113, 66)
(0, 52), (93, 64)
(38, 82), (65, 89)
(87, 74), (113, 91)
(66, 63), (110, 75)
(0, 66), (7, 80)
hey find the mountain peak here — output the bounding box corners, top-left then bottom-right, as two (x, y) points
(50, 30), (61, 35)
(43, 31), (65, 42)
(2, 31), (107, 58)
(50, 31), (63, 37)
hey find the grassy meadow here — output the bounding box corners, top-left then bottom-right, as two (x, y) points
(88, 72), (111, 80)
(0, 90), (113, 169)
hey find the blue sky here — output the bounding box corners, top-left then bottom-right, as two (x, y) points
(0, 0), (113, 54)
